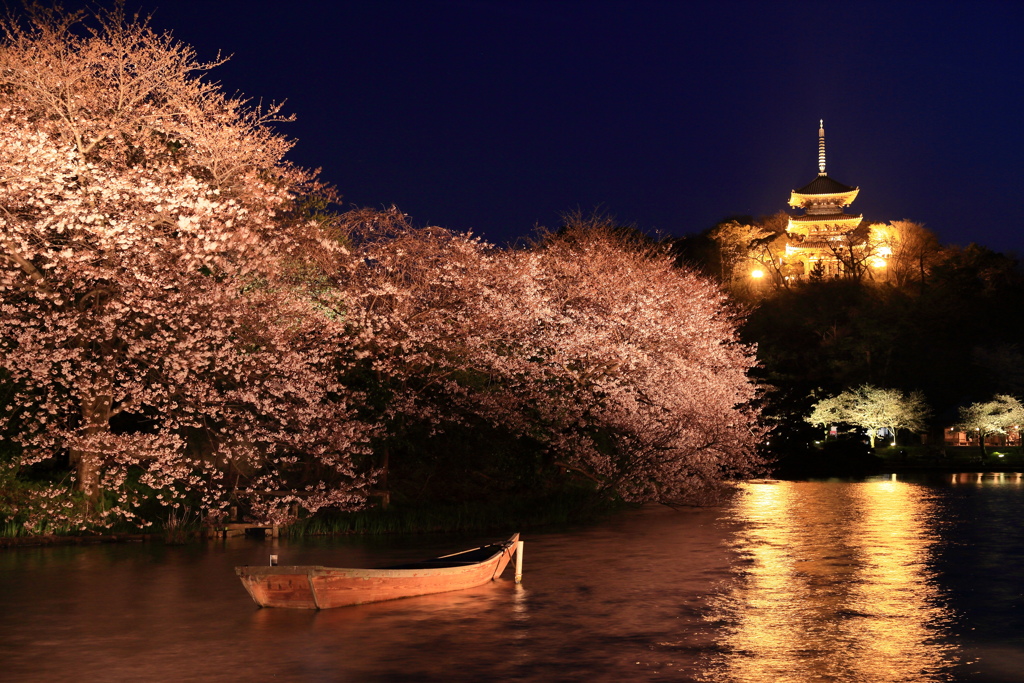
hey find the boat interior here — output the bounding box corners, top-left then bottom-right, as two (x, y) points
(382, 543), (506, 569)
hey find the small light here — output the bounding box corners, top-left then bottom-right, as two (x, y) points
(751, 269), (765, 279)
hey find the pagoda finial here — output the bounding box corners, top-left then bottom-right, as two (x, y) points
(818, 120), (826, 175)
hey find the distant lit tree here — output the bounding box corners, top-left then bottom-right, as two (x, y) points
(708, 214), (793, 294)
(746, 213), (793, 291)
(880, 220), (942, 287)
(806, 394), (850, 436)
(807, 385), (929, 448)
(709, 220), (761, 284)
(956, 395), (1024, 458)
(824, 223), (887, 283)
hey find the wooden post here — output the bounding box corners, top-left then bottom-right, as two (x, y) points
(515, 540), (524, 584)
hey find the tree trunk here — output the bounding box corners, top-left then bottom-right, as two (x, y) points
(70, 393), (112, 503)
(378, 444), (390, 510)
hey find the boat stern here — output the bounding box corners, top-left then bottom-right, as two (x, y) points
(235, 566), (320, 609)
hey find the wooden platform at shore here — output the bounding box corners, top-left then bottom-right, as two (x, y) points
(208, 523), (280, 539)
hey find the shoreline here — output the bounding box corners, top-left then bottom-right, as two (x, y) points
(4, 467), (1021, 550)
(0, 532), (157, 549)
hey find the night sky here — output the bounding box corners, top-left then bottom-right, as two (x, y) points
(55, 1), (1024, 251)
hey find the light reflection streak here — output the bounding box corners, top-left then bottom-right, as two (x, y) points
(705, 481), (958, 682)
(950, 471), (1023, 485)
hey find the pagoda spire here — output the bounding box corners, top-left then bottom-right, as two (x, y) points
(818, 119), (826, 175)
(785, 120), (863, 280)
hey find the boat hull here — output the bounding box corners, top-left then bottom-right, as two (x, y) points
(236, 534), (519, 609)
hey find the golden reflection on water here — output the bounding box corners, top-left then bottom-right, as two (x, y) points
(707, 480), (957, 682)
(950, 471), (1024, 485)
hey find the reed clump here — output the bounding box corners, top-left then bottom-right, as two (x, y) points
(162, 508), (201, 545)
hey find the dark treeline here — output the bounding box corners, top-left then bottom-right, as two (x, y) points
(673, 215), (1024, 472)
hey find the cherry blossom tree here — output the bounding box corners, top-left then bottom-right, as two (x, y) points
(0, 5), (372, 528)
(343, 211), (765, 505)
(500, 220), (766, 502)
(0, 6), (765, 527)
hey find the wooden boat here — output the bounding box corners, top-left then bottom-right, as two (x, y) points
(235, 533), (520, 609)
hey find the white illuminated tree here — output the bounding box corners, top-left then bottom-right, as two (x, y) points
(956, 395), (1024, 458)
(807, 385), (929, 448)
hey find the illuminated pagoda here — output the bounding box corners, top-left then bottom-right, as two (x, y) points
(784, 121), (863, 279)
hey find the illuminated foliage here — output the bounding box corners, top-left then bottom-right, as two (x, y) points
(956, 395), (1024, 456)
(872, 221), (942, 287)
(807, 385), (929, 448)
(709, 213), (791, 292)
(343, 212), (766, 504)
(0, 6), (373, 528)
(506, 220), (766, 502)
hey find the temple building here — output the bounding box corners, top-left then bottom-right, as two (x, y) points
(784, 121), (865, 279)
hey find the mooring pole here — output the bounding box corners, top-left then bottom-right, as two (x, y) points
(514, 540), (524, 584)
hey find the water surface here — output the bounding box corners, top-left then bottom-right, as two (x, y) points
(1, 474), (1021, 681)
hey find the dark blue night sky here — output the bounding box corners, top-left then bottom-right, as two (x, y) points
(57, 1), (1024, 251)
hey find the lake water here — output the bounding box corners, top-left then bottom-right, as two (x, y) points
(1, 474), (1022, 682)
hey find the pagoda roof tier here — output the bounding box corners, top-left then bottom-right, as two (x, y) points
(795, 174), (856, 195)
(788, 213), (862, 225)
(786, 241), (838, 252)
(789, 186), (860, 208)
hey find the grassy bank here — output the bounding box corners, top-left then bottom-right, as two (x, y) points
(877, 445), (1024, 470)
(1, 487), (618, 544)
(285, 489), (616, 537)
(772, 440), (1024, 479)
